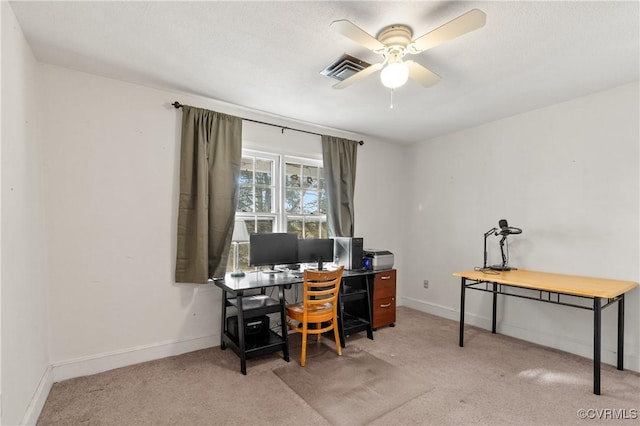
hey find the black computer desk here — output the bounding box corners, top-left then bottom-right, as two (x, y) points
(213, 268), (375, 374)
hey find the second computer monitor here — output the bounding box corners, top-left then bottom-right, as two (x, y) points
(297, 238), (334, 270)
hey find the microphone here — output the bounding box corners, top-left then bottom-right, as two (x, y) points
(498, 219), (522, 235)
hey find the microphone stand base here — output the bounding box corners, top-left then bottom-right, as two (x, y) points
(488, 265), (517, 271)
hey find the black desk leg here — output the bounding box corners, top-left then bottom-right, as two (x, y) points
(593, 297), (601, 395)
(337, 292), (346, 348)
(617, 294), (625, 370)
(279, 287), (290, 362)
(237, 294), (247, 375)
(365, 276), (374, 341)
(459, 278), (466, 347)
(220, 291), (227, 350)
(492, 283), (498, 334)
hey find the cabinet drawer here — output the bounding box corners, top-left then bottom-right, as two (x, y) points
(374, 281), (396, 299)
(374, 270), (396, 286)
(373, 296), (396, 328)
(374, 270), (396, 299)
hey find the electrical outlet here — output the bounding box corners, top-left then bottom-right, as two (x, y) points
(423, 280), (429, 289)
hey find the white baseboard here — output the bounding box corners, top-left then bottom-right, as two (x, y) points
(21, 365), (53, 426)
(401, 296), (497, 331)
(21, 335), (218, 425)
(52, 334), (218, 382)
(20, 335), (219, 425)
(399, 296), (639, 373)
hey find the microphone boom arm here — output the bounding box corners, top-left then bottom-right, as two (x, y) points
(483, 227), (498, 269)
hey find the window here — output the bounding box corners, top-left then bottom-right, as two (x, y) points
(284, 161), (327, 238)
(229, 150), (327, 272)
(237, 153), (278, 234)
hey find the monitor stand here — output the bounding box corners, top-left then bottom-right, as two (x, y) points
(303, 259), (324, 272)
(261, 265), (283, 275)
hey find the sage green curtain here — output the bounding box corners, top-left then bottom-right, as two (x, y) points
(321, 136), (359, 237)
(175, 106), (242, 283)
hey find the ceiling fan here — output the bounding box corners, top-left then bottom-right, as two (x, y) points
(330, 9), (486, 90)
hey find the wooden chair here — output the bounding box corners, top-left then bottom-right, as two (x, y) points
(286, 266), (344, 366)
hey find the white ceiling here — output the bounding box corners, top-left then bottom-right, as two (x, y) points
(9, 1), (640, 145)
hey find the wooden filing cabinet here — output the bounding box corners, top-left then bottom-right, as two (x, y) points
(372, 269), (396, 329)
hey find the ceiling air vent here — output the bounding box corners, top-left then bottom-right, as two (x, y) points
(320, 53), (371, 81)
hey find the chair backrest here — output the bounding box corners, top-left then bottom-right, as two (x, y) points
(302, 266), (344, 311)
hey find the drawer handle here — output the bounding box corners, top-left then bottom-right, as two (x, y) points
(380, 276), (391, 280)
(379, 303), (391, 308)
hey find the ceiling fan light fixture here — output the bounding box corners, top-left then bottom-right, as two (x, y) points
(380, 61), (409, 89)
(330, 9), (486, 90)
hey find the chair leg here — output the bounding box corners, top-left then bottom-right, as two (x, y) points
(333, 316), (342, 356)
(301, 326), (307, 367)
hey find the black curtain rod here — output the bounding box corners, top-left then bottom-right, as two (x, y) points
(172, 101), (364, 145)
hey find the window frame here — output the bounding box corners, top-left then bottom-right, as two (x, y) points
(236, 150), (280, 233)
(282, 154), (327, 238)
(230, 149), (327, 272)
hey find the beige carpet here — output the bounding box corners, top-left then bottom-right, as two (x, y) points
(37, 307), (640, 425)
(274, 340), (432, 425)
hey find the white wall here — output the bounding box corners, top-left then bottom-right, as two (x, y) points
(402, 82), (640, 371)
(40, 65), (216, 375)
(354, 137), (408, 292)
(1, 3), (51, 425)
(38, 64), (405, 383)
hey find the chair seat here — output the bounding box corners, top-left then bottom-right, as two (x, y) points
(287, 302), (332, 316)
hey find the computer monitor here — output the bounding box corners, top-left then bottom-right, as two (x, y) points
(249, 233), (298, 273)
(297, 238), (334, 271)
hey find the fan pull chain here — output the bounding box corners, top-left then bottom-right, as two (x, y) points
(389, 89), (394, 109)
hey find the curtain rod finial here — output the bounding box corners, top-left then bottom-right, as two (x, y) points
(172, 101), (183, 109)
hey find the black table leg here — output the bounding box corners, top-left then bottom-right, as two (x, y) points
(336, 291), (346, 348)
(459, 277), (466, 347)
(220, 290), (227, 350)
(236, 294), (247, 375)
(492, 283), (498, 334)
(279, 286), (290, 362)
(593, 297), (601, 395)
(617, 294), (625, 370)
(365, 276), (374, 341)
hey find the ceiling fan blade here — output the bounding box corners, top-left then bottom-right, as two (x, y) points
(405, 61), (441, 88)
(330, 19), (385, 51)
(332, 63), (383, 89)
(410, 9), (486, 53)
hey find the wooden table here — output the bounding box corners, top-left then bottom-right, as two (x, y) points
(454, 269), (638, 395)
